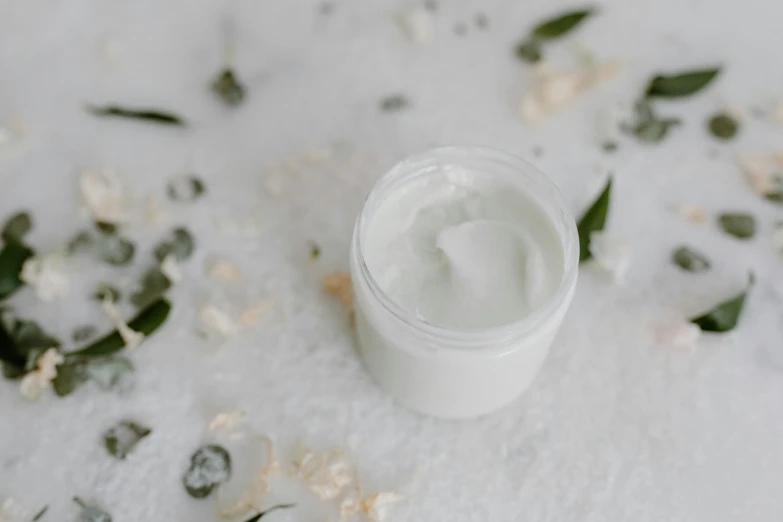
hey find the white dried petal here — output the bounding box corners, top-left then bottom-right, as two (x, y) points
(737, 155), (777, 196)
(340, 492), (404, 522)
(588, 232), (632, 283)
(323, 273), (353, 308)
(653, 320), (701, 351)
(294, 447), (353, 500)
(19, 348), (63, 401)
(208, 259), (243, 282)
(102, 298), (144, 349)
(678, 204), (708, 224)
(208, 410), (246, 432)
(20, 254), (69, 302)
(239, 301), (275, 327)
(396, 6), (434, 46)
(218, 434), (279, 518)
(199, 304), (238, 337)
(80, 169), (127, 224)
(160, 254), (182, 283)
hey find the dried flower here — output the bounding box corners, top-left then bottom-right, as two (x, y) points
(293, 447), (353, 500)
(323, 273), (353, 308)
(20, 253), (69, 302)
(19, 348), (63, 400)
(101, 298), (145, 349)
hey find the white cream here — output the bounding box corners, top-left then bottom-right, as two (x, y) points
(350, 147), (578, 419)
(362, 169), (563, 330)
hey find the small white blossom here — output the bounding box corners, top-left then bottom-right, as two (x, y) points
(101, 298), (144, 349)
(20, 254), (69, 302)
(160, 254), (182, 283)
(588, 232), (631, 283)
(19, 348), (63, 401)
(396, 6), (435, 46)
(199, 304), (238, 337)
(340, 491), (404, 522)
(80, 170), (127, 224)
(294, 447), (354, 500)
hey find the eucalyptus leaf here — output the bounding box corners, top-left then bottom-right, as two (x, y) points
(73, 498), (112, 522)
(167, 176), (206, 202)
(154, 228), (195, 262)
(182, 444), (232, 498)
(67, 231), (93, 254)
(532, 8), (594, 40)
(0, 241), (34, 300)
(86, 104), (186, 127)
(707, 113), (739, 140)
(1, 212), (32, 243)
(623, 100), (681, 143)
(92, 283), (120, 303)
(672, 246), (710, 272)
(515, 39), (542, 63)
(103, 420), (151, 459)
(66, 298), (171, 360)
(243, 504), (297, 522)
(0, 312), (25, 376)
(95, 221), (118, 235)
(212, 69), (246, 106)
(130, 267), (171, 309)
(52, 361), (88, 396)
(718, 212), (756, 239)
(577, 178), (612, 262)
(690, 274), (754, 333)
(98, 235), (135, 266)
(72, 325), (98, 344)
(645, 67), (721, 98)
(380, 95), (410, 112)
(84, 356), (134, 391)
(31, 506), (48, 521)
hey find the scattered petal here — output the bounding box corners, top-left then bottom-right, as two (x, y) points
(323, 272), (353, 307)
(396, 6), (435, 46)
(652, 320), (701, 351)
(80, 170), (127, 224)
(20, 253), (69, 302)
(200, 304), (239, 337)
(340, 492), (404, 522)
(101, 298), (144, 349)
(678, 204), (708, 224)
(208, 410), (246, 432)
(208, 259), (243, 282)
(293, 447), (353, 500)
(160, 254), (182, 283)
(588, 232), (631, 283)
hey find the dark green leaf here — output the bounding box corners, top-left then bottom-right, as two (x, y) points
(72, 325), (98, 344)
(672, 246), (710, 272)
(2, 212), (32, 243)
(243, 504), (297, 522)
(645, 67), (721, 98)
(718, 212), (756, 239)
(0, 241), (34, 300)
(66, 298), (171, 360)
(31, 506), (48, 521)
(532, 8), (594, 40)
(98, 235), (135, 266)
(52, 361), (88, 396)
(167, 176), (206, 202)
(95, 221), (118, 235)
(380, 95), (410, 112)
(103, 420), (151, 459)
(73, 498), (112, 522)
(577, 178), (612, 262)
(92, 283), (121, 303)
(515, 39), (542, 63)
(212, 69), (246, 107)
(154, 227), (195, 262)
(182, 444), (232, 498)
(0, 312), (25, 374)
(85, 104), (186, 127)
(690, 274), (754, 332)
(130, 267), (171, 309)
(707, 113), (739, 140)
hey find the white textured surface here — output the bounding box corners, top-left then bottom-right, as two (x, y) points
(2, 0), (783, 520)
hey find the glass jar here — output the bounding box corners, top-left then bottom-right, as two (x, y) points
(350, 146), (579, 418)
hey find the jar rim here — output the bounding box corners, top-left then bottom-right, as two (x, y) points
(352, 145), (579, 350)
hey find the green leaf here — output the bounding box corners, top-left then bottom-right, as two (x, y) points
(103, 420), (151, 459)
(601, 141), (618, 153)
(130, 267), (171, 309)
(672, 245), (710, 272)
(707, 113), (739, 140)
(1, 212), (32, 243)
(623, 100), (681, 143)
(532, 8), (594, 40)
(380, 95), (410, 112)
(31, 505), (49, 521)
(98, 235), (135, 266)
(154, 227), (195, 262)
(242, 504), (297, 522)
(0, 313), (26, 375)
(718, 212), (756, 239)
(0, 241), (34, 300)
(515, 39), (543, 63)
(182, 444), (232, 498)
(212, 69), (246, 107)
(690, 274), (754, 333)
(167, 176), (206, 202)
(85, 104), (186, 127)
(577, 178), (612, 262)
(72, 325), (98, 344)
(645, 67), (721, 98)
(66, 298), (171, 360)
(73, 498), (112, 522)
(84, 356), (134, 391)
(95, 221), (118, 235)
(67, 231), (93, 254)
(52, 361), (88, 396)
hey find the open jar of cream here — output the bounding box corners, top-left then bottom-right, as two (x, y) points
(350, 146), (578, 418)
